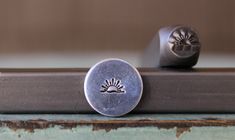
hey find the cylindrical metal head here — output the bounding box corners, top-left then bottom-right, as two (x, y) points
(142, 25), (201, 68)
(84, 58), (143, 117)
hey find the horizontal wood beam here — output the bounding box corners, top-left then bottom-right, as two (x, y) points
(0, 68), (234, 113)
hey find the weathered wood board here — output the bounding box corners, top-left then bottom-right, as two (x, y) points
(0, 114), (235, 139)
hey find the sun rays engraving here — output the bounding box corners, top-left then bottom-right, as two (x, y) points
(168, 28), (201, 57)
(100, 78), (126, 94)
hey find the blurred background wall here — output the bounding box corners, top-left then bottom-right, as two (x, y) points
(0, 0), (234, 67)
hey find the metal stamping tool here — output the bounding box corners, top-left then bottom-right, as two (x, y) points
(84, 58), (143, 117)
(143, 25), (201, 68)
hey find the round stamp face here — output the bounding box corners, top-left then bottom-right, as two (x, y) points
(168, 27), (201, 58)
(84, 59), (143, 117)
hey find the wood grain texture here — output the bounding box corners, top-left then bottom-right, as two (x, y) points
(0, 114), (235, 139)
(0, 68), (234, 113)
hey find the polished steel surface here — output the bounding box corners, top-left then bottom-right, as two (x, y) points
(84, 59), (143, 116)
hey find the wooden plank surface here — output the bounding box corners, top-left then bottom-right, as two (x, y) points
(0, 68), (234, 113)
(0, 114), (235, 139)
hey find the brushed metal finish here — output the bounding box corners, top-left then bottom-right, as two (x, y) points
(84, 59), (143, 116)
